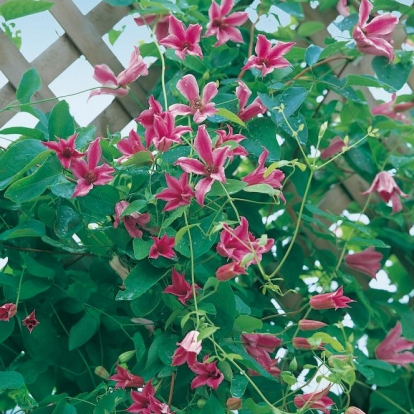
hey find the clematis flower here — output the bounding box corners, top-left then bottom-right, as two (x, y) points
(375, 322), (414, 367)
(42, 133), (85, 169)
(155, 173), (195, 212)
(189, 355), (224, 390)
(236, 81), (266, 122)
(205, 0), (248, 46)
(136, 95), (166, 138)
(320, 136), (346, 160)
(372, 93), (414, 124)
(109, 364), (144, 389)
(242, 34), (295, 77)
(214, 125), (247, 160)
(362, 171), (409, 214)
(174, 125), (229, 206)
(0, 303), (17, 321)
(134, 14), (170, 42)
(159, 15), (203, 60)
(337, 0), (350, 17)
(352, 0), (399, 62)
(116, 129), (153, 163)
(90, 46), (148, 98)
(293, 337), (325, 350)
(216, 261), (247, 281)
(127, 380), (173, 413)
(149, 234), (176, 260)
(71, 138), (115, 198)
(310, 286), (355, 310)
(22, 310), (39, 334)
(172, 330), (202, 366)
(164, 268), (199, 305)
(344, 247), (383, 279)
(114, 201), (150, 239)
(169, 74), (218, 123)
(298, 319), (328, 331)
(293, 386), (334, 414)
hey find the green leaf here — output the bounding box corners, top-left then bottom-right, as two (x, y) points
(298, 21), (325, 37)
(133, 238), (153, 260)
(243, 183), (279, 196)
(276, 87), (308, 120)
(243, 398), (272, 413)
(108, 25), (125, 45)
(334, 13), (358, 31)
(139, 42), (161, 59)
(48, 100), (75, 140)
(208, 179), (247, 196)
(372, 56), (413, 91)
(210, 46), (239, 68)
(22, 254), (54, 279)
(0, 317), (15, 343)
(77, 185), (120, 220)
(120, 200), (147, 218)
(94, 389), (125, 414)
(0, 371), (25, 391)
(234, 315), (263, 332)
(345, 74), (389, 89)
(0, 219), (45, 240)
(121, 151), (153, 166)
(319, 41), (348, 60)
(131, 284), (163, 317)
(52, 400), (78, 414)
(0, 126), (44, 140)
(175, 223), (200, 246)
(1, 0), (54, 20)
(201, 395), (225, 414)
(198, 326), (220, 341)
(54, 205), (84, 239)
(215, 108), (246, 127)
(103, 0), (134, 5)
(16, 67), (42, 104)
(69, 310), (100, 351)
(231, 374), (248, 398)
(305, 45), (323, 67)
(308, 332), (344, 352)
(20, 278), (52, 300)
(281, 371), (297, 386)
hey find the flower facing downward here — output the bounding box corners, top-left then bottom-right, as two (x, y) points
(372, 93), (414, 124)
(205, 0), (248, 46)
(216, 261), (246, 281)
(236, 81), (266, 122)
(362, 171), (409, 214)
(22, 310), (39, 333)
(164, 268), (200, 305)
(345, 247), (383, 279)
(170, 74), (218, 123)
(189, 355), (224, 389)
(320, 136), (346, 160)
(149, 234), (176, 260)
(214, 125), (247, 160)
(90, 46), (148, 98)
(42, 133), (85, 169)
(0, 303), (17, 321)
(242, 34), (295, 77)
(293, 386), (334, 414)
(310, 286), (355, 310)
(109, 364), (144, 389)
(114, 201), (150, 239)
(352, 0), (399, 61)
(375, 322), (414, 367)
(155, 173), (195, 212)
(337, 0), (350, 17)
(127, 380), (173, 413)
(71, 138), (115, 197)
(172, 330), (202, 366)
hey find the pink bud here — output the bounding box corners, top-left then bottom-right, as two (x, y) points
(298, 319), (328, 331)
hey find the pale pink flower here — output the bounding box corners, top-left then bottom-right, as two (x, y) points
(372, 93), (414, 123)
(242, 34), (295, 77)
(169, 74), (218, 123)
(189, 355), (224, 390)
(337, 0), (350, 17)
(155, 173), (195, 212)
(294, 386), (334, 414)
(149, 234), (176, 260)
(353, 0), (399, 61)
(90, 46), (148, 98)
(375, 322), (414, 367)
(216, 261), (246, 281)
(362, 171), (409, 214)
(109, 364), (144, 389)
(114, 201), (150, 239)
(22, 310), (39, 334)
(214, 125), (247, 160)
(172, 330), (202, 366)
(298, 319), (328, 331)
(42, 133), (85, 169)
(344, 247), (383, 279)
(309, 286), (355, 310)
(159, 15), (203, 60)
(116, 129), (153, 163)
(164, 268), (199, 305)
(205, 0), (248, 46)
(134, 14), (170, 41)
(0, 303), (17, 321)
(236, 81), (266, 122)
(320, 137), (346, 160)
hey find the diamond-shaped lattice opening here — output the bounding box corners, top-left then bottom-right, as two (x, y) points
(72, 0), (101, 15)
(0, 112), (39, 147)
(0, 70), (8, 88)
(49, 56), (114, 127)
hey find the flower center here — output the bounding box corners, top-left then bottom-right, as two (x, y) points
(212, 19), (222, 28)
(182, 41), (193, 50)
(84, 171), (97, 185)
(258, 58), (269, 67)
(191, 98), (203, 111)
(204, 164), (218, 176)
(62, 148), (73, 158)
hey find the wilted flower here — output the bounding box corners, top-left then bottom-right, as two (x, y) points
(189, 355), (224, 389)
(0, 303), (17, 321)
(42, 133), (85, 169)
(236, 81), (266, 122)
(298, 319), (328, 331)
(155, 173), (195, 212)
(22, 310), (39, 334)
(344, 247), (383, 279)
(109, 364), (144, 389)
(149, 234), (176, 260)
(172, 330), (202, 366)
(164, 268), (199, 305)
(293, 386), (334, 414)
(114, 201), (150, 239)
(309, 286), (355, 310)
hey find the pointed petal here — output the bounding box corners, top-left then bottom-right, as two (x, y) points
(255, 34), (271, 57)
(359, 0), (372, 25)
(194, 125), (213, 165)
(221, 0), (234, 16)
(87, 138), (102, 169)
(195, 177), (214, 206)
(93, 64), (117, 86)
(202, 82), (218, 104)
(176, 74), (199, 102)
(365, 14), (399, 36)
(175, 158), (206, 175)
(224, 11), (249, 26)
(73, 180), (93, 197)
(169, 103), (193, 117)
(168, 15), (186, 38)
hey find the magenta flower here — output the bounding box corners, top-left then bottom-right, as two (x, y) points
(71, 138), (115, 198)
(215, 125), (247, 160)
(337, 0), (350, 17)
(294, 386), (334, 414)
(320, 136), (346, 160)
(155, 173), (195, 212)
(293, 337), (325, 350)
(236, 81), (266, 122)
(310, 286), (355, 310)
(362, 171), (409, 214)
(216, 261), (246, 281)
(344, 247), (383, 279)
(159, 15), (203, 60)
(0, 303), (17, 321)
(172, 330), (202, 366)
(116, 129), (153, 163)
(164, 268), (199, 305)
(189, 355), (224, 390)
(205, 0), (248, 46)
(43, 133), (85, 169)
(353, 0), (399, 62)
(90, 46), (148, 98)
(169, 74), (218, 123)
(175, 125), (229, 206)
(298, 319), (328, 331)
(149, 234), (176, 260)
(375, 322), (414, 367)
(242, 34), (295, 77)
(22, 310), (39, 334)
(136, 95), (165, 130)
(114, 201), (150, 239)
(134, 14), (170, 42)
(127, 381), (173, 413)
(109, 364), (144, 389)
(372, 93), (414, 124)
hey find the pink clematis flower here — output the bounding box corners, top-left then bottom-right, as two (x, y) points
(136, 95), (166, 133)
(134, 14), (170, 42)
(298, 319), (328, 331)
(294, 386), (334, 414)
(109, 364), (144, 389)
(320, 137), (347, 160)
(149, 234), (176, 260)
(216, 261), (247, 281)
(169, 74), (218, 123)
(189, 355), (224, 390)
(116, 129), (153, 163)
(205, 0), (248, 46)
(214, 125), (247, 160)
(159, 15), (203, 60)
(127, 380), (173, 413)
(372, 93), (414, 124)
(344, 247), (383, 279)
(362, 171), (409, 214)
(114, 201), (150, 239)
(71, 138), (115, 198)
(172, 330), (202, 366)
(43, 133), (85, 169)
(293, 337), (325, 350)
(90, 46), (148, 98)
(353, 0), (399, 62)
(0, 303), (17, 321)
(155, 173), (195, 212)
(164, 268), (199, 305)
(337, 0), (350, 17)
(310, 286), (355, 310)
(375, 322), (414, 367)
(242, 34), (295, 77)
(174, 125), (229, 206)
(236, 81), (266, 122)
(22, 310), (39, 334)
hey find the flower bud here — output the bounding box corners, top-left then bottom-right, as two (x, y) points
(293, 337), (325, 350)
(94, 366), (110, 379)
(345, 407), (366, 414)
(118, 350), (136, 364)
(226, 398), (242, 410)
(298, 319), (328, 331)
(196, 399), (207, 408)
